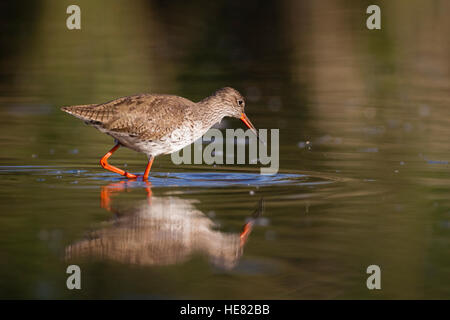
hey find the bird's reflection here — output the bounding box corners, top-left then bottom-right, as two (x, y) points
(66, 181), (263, 269)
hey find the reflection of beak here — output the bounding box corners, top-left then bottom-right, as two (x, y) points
(240, 113), (265, 144)
(240, 198), (264, 248)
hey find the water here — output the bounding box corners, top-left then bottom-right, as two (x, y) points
(0, 0), (449, 299)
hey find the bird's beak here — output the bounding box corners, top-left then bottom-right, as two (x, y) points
(240, 113), (265, 144)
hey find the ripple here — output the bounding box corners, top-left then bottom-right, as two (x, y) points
(0, 166), (337, 188)
(89, 171), (334, 188)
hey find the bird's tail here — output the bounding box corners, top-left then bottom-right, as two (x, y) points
(61, 104), (104, 122)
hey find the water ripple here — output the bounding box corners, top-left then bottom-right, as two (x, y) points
(0, 166), (336, 188)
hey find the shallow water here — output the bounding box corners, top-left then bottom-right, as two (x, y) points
(1, 0), (450, 299)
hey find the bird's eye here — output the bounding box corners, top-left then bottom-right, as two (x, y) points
(238, 100), (243, 106)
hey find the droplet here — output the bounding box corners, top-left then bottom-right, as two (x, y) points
(257, 217), (270, 226)
(297, 142), (306, 148)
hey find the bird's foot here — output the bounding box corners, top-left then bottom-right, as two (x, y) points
(130, 174), (150, 181)
(124, 172), (137, 179)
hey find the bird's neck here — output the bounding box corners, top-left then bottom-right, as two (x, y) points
(196, 95), (230, 127)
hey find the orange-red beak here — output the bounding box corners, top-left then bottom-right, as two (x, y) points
(240, 113), (264, 144)
(240, 113), (257, 135)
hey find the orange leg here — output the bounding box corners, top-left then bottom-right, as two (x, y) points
(100, 143), (137, 179)
(142, 156), (154, 181)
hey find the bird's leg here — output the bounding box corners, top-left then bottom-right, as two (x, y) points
(100, 143), (137, 179)
(142, 156), (154, 181)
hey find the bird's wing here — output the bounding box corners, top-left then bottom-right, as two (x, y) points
(62, 94), (196, 140)
(102, 95), (196, 141)
(61, 95), (154, 123)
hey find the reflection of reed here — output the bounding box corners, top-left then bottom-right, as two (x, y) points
(66, 182), (263, 269)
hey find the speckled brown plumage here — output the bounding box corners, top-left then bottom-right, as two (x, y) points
(62, 94), (195, 140)
(62, 87), (244, 144)
(61, 87), (257, 179)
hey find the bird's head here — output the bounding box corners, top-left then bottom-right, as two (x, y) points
(211, 87), (259, 139)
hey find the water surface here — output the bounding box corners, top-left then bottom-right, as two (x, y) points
(0, 0), (449, 299)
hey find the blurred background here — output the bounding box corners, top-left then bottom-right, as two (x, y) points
(0, 0), (449, 299)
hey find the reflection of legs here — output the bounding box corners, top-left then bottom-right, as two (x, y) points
(100, 143), (137, 179)
(100, 181), (127, 211)
(144, 181), (152, 205)
(100, 180), (153, 211)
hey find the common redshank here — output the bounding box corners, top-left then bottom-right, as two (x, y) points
(61, 87), (259, 180)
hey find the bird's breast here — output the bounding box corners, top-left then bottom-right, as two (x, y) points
(107, 121), (210, 157)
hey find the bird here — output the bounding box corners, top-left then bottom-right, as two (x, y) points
(61, 87), (259, 180)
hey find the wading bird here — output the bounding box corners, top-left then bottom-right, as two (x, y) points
(61, 87), (259, 180)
